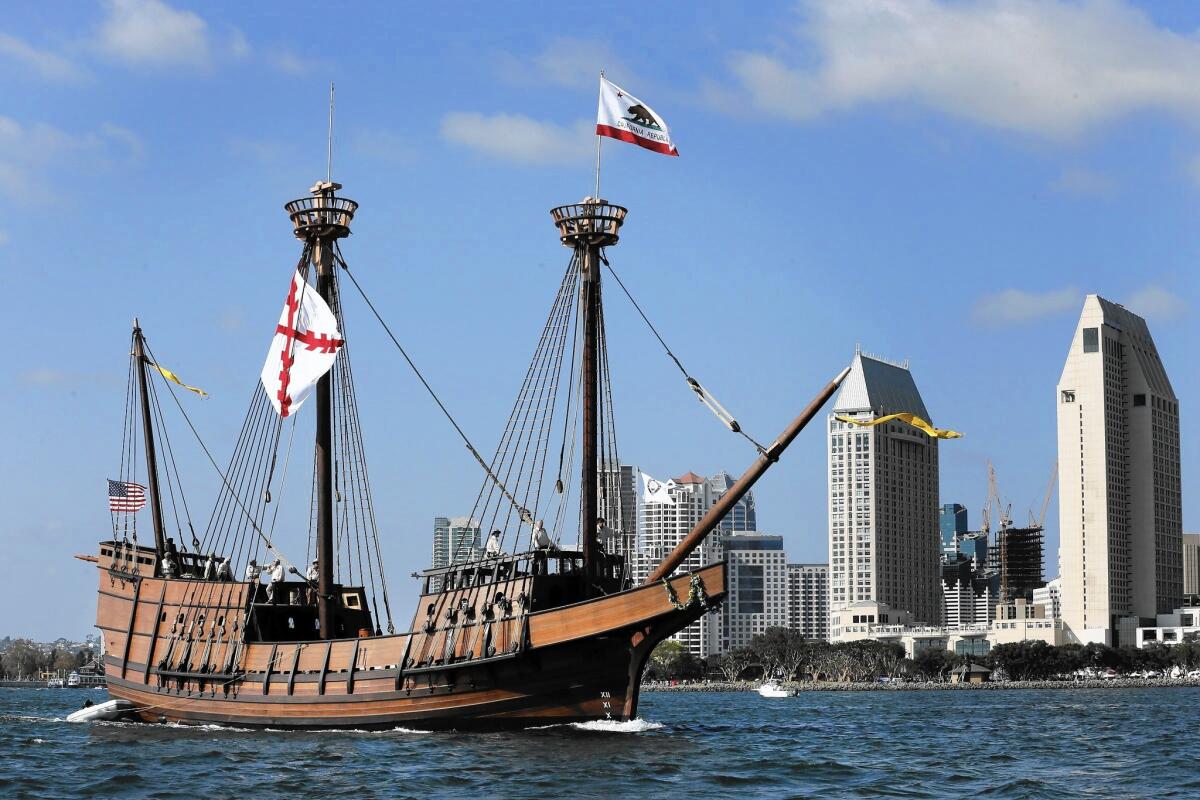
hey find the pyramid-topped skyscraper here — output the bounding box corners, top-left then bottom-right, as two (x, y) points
(828, 349), (942, 632)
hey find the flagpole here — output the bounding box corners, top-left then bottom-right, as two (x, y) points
(594, 70), (604, 198)
(327, 82), (335, 183)
(594, 135), (602, 198)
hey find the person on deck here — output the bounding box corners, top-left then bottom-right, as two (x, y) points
(266, 559), (285, 604)
(596, 518), (617, 553)
(244, 559), (261, 602)
(202, 553), (217, 581)
(305, 559), (319, 605)
(531, 520), (552, 550)
(485, 529), (502, 557)
(215, 557), (232, 582)
(160, 553), (177, 578)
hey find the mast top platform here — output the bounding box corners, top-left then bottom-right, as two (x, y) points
(285, 180), (357, 241)
(550, 196), (626, 248)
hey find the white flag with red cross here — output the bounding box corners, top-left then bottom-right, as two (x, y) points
(596, 76), (679, 157)
(259, 270), (344, 418)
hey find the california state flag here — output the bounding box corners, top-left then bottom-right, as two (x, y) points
(260, 271), (344, 418)
(596, 76), (679, 157)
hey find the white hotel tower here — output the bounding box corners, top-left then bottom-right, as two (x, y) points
(1056, 295), (1182, 644)
(829, 350), (942, 629)
(637, 472), (756, 657)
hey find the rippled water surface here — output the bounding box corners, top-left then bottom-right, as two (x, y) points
(3, 687), (1197, 798)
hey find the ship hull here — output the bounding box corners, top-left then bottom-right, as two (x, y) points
(93, 548), (723, 731)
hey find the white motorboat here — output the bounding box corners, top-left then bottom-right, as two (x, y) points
(66, 699), (134, 723)
(757, 681), (795, 698)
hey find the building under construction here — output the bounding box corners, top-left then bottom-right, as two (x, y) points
(982, 461), (1050, 604)
(989, 525), (1045, 603)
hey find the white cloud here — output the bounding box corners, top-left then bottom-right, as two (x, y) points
(972, 287), (1080, 325)
(264, 48), (313, 75)
(96, 0), (210, 67)
(499, 38), (634, 89)
(722, 0), (1200, 139)
(228, 28), (251, 61)
(0, 32), (86, 82)
(1125, 285), (1187, 321)
(441, 112), (592, 165)
(0, 116), (143, 203)
(1051, 167), (1117, 198)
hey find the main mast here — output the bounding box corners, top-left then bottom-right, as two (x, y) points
(132, 321), (168, 570)
(550, 198), (626, 595)
(285, 180), (357, 639)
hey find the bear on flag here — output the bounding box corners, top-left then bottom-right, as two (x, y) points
(596, 76), (679, 157)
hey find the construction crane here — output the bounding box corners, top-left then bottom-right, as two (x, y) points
(1031, 460), (1058, 528)
(988, 461), (1010, 529)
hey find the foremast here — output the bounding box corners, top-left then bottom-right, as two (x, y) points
(285, 180), (357, 639)
(550, 199), (626, 596)
(132, 321), (168, 571)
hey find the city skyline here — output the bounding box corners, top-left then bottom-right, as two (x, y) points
(3, 1), (1198, 641)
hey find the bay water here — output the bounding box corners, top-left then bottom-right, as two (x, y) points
(2, 686), (1196, 798)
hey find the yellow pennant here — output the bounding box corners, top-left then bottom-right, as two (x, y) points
(836, 413), (962, 439)
(153, 364), (209, 398)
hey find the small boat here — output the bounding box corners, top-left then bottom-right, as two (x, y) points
(757, 681), (795, 698)
(46, 677), (64, 689)
(66, 699), (134, 723)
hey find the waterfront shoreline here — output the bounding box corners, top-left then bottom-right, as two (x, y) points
(644, 677), (1200, 692)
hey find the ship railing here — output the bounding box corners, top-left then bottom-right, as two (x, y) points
(418, 549), (625, 594)
(285, 195), (358, 237)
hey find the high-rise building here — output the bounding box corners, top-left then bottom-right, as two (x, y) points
(958, 530), (989, 572)
(829, 350), (942, 626)
(1056, 295), (1183, 644)
(599, 463), (637, 562)
(787, 563), (830, 641)
(940, 504), (968, 560)
(636, 472), (722, 657)
(431, 516), (481, 592)
(635, 470), (757, 657)
(1183, 534), (1200, 597)
(708, 471), (757, 536)
(1033, 577), (1062, 620)
(940, 556), (976, 628)
(722, 533), (789, 652)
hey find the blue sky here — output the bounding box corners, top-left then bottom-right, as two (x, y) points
(1, 0), (1197, 639)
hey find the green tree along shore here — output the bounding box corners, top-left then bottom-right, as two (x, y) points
(644, 628), (1200, 683)
(0, 639), (96, 680)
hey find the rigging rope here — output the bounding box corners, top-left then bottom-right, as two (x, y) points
(145, 339), (306, 579)
(334, 244), (530, 522)
(599, 251), (768, 455)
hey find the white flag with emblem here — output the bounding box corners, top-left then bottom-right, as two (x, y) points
(596, 76), (679, 156)
(259, 270), (344, 418)
(641, 471), (676, 505)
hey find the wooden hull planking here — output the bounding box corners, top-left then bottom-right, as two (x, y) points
(94, 547), (724, 730)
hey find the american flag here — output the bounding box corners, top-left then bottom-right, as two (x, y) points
(108, 479), (146, 513)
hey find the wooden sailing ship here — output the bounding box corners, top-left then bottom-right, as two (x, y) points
(85, 175), (848, 730)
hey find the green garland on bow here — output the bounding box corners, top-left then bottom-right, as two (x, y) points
(662, 574), (710, 611)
